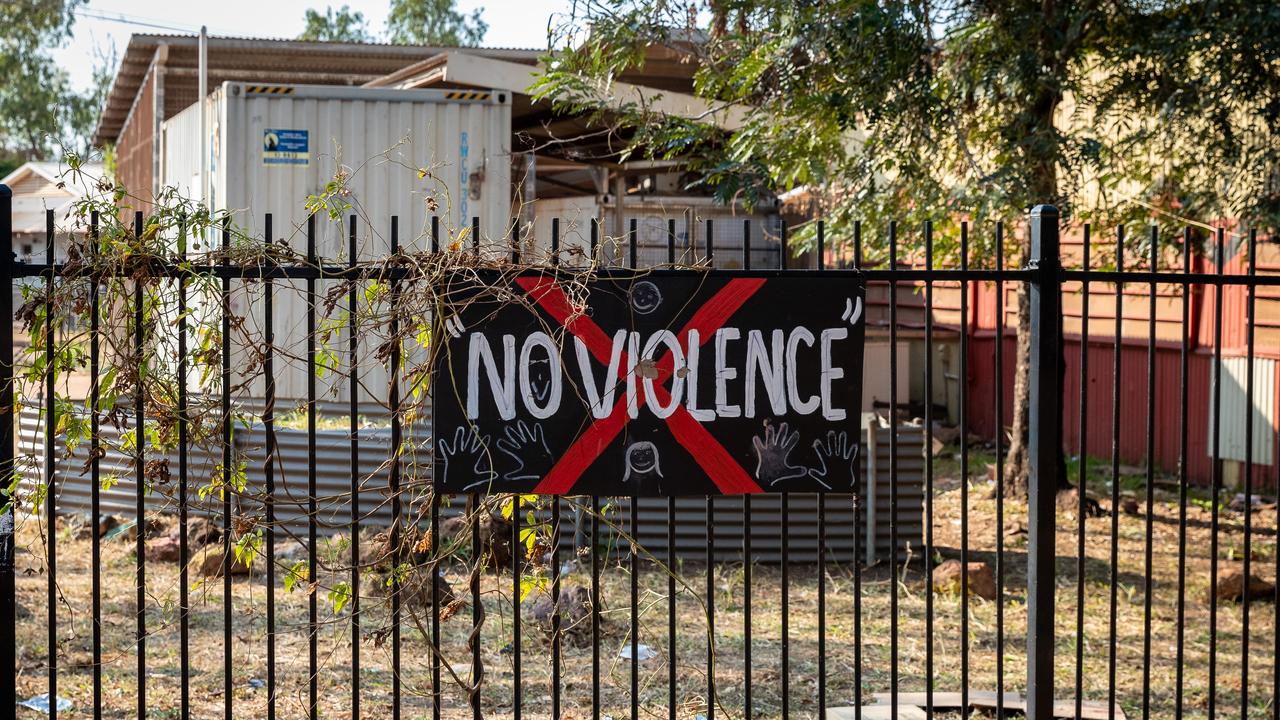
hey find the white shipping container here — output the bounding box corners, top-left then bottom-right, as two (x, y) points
(164, 82), (513, 250)
(161, 82), (513, 404)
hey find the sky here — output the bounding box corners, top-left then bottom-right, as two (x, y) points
(52, 0), (572, 92)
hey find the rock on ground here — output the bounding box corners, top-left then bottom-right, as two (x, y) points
(71, 513), (123, 541)
(171, 516), (221, 548)
(931, 559), (998, 601)
(192, 546), (253, 578)
(438, 513), (514, 570)
(400, 571), (457, 615)
(123, 517), (166, 543)
(144, 536), (181, 563)
(1208, 565), (1275, 604)
(1056, 487), (1104, 517)
(360, 528), (393, 570)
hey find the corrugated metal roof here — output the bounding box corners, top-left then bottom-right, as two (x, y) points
(95, 33), (542, 144)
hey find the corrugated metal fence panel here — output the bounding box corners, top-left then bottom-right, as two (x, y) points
(863, 419), (926, 564)
(18, 406), (224, 523)
(17, 405), (437, 535)
(1209, 356), (1276, 465)
(236, 424), (402, 533)
(618, 419), (924, 564)
(971, 333), (1279, 488)
(616, 495), (862, 564)
(21, 407), (922, 564)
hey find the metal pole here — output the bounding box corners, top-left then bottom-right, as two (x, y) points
(0, 184), (14, 713)
(1026, 204), (1061, 720)
(199, 25), (208, 208)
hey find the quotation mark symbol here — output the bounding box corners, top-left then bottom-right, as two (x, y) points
(841, 297), (863, 326)
(445, 316), (466, 338)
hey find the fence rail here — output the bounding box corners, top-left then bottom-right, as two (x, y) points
(2, 185), (1278, 720)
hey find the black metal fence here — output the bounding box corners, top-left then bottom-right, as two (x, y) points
(1, 186), (1278, 720)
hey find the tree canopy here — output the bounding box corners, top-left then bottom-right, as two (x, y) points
(539, 0), (1280, 252)
(537, 0), (1280, 492)
(299, 5), (374, 43)
(0, 0), (111, 168)
(386, 0), (488, 46)
(299, 1), (488, 47)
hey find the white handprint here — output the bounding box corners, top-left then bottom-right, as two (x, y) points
(752, 421), (809, 486)
(437, 426), (496, 492)
(808, 430), (859, 490)
(495, 420), (555, 482)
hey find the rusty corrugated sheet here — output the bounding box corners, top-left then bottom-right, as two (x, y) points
(968, 334), (1280, 489)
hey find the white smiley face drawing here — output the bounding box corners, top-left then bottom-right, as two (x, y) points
(629, 281), (663, 315)
(622, 441), (664, 483)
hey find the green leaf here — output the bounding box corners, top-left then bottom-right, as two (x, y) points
(519, 527), (538, 552)
(234, 531), (262, 567)
(328, 581), (353, 614)
(518, 574), (546, 602)
(284, 560), (309, 593)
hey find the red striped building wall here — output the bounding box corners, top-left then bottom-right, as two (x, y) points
(966, 232), (1280, 489)
(858, 229), (1280, 488)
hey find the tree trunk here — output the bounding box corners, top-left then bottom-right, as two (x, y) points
(1001, 0), (1072, 497)
(1003, 282), (1071, 497)
(1003, 284), (1033, 495)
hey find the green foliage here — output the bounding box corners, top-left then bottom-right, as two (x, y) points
(518, 573), (546, 602)
(0, 0), (115, 160)
(0, 151), (21, 179)
(13, 151), (634, 662)
(328, 580), (353, 614)
(537, 0), (1280, 490)
(538, 0), (1280, 261)
(200, 461), (247, 502)
(284, 560), (310, 593)
(386, 0), (488, 47)
(305, 170), (354, 221)
(234, 528), (263, 569)
(299, 5), (375, 43)
(299, 0), (488, 46)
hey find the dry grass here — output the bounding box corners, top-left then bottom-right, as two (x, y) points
(14, 458), (1278, 719)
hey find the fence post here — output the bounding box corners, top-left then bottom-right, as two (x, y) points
(1026, 204), (1061, 720)
(0, 183), (14, 712)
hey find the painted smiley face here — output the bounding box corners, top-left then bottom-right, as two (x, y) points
(527, 356), (553, 403)
(627, 444), (658, 472)
(629, 281), (662, 315)
(622, 441), (664, 483)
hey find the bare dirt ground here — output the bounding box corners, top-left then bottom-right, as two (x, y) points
(13, 451), (1278, 719)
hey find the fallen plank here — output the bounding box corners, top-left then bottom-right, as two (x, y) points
(967, 691), (1031, 709)
(971, 696), (1125, 720)
(867, 691), (1126, 720)
(870, 691), (1019, 708)
(828, 705), (929, 720)
(1048, 699), (1126, 720)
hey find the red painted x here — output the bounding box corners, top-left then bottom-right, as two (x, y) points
(514, 275), (766, 495)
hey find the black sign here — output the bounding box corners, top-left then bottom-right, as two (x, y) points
(433, 270), (865, 495)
